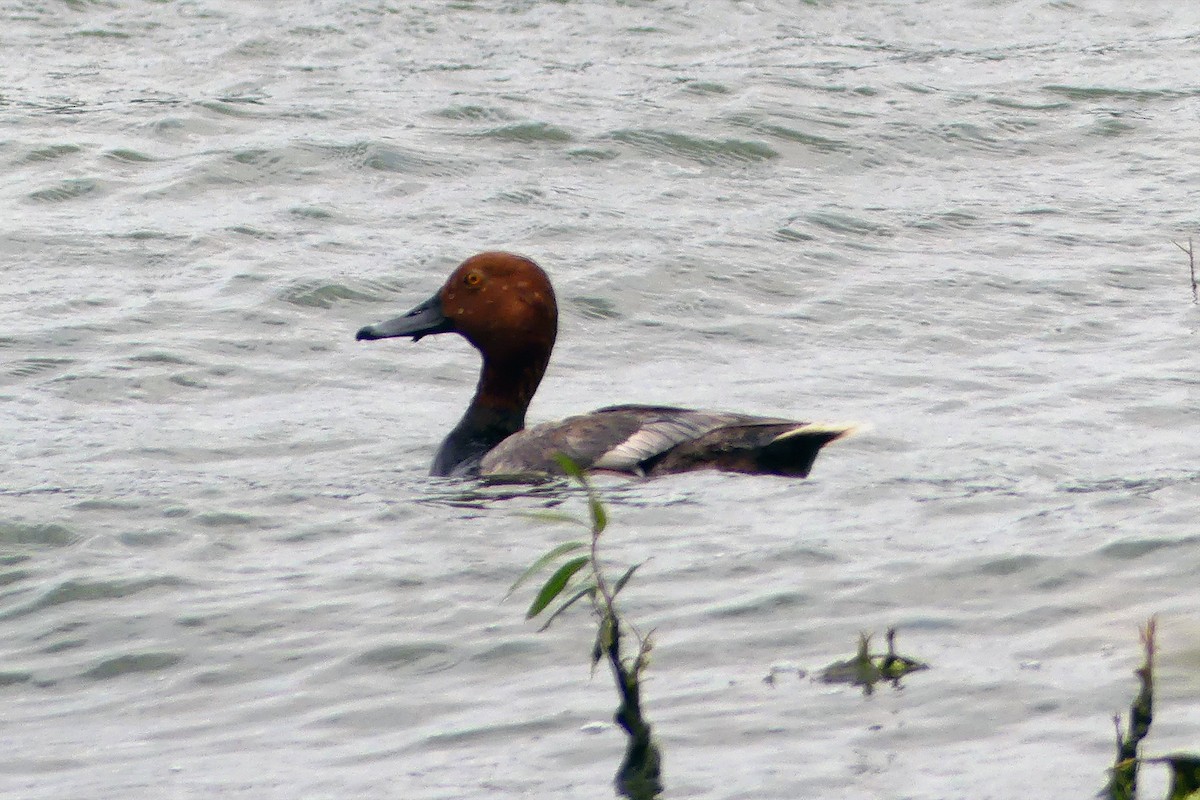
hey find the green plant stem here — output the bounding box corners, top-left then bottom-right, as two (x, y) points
(580, 473), (660, 798)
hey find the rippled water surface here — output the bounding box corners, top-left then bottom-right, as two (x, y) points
(4, 2), (1200, 798)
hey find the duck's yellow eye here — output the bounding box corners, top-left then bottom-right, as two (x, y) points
(464, 272), (482, 287)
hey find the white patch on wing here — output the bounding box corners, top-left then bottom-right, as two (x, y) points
(590, 413), (732, 471)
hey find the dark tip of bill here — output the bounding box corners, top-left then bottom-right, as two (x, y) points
(355, 326), (376, 341)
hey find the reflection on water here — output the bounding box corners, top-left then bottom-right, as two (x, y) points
(418, 476), (572, 510)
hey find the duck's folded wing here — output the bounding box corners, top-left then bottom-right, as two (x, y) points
(588, 406), (760, 473)
(480, 404), (854, 478)
(479, 405), (702, 476)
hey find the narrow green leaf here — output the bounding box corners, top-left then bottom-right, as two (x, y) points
(526, 556), (590, 619)
(515, 510), (587, 527)
(537, 583), (597, 631)
(506, 541), (586, 598)
(611, 562), (642, 598)
(552, 452), (586, 482)
(588, 494), (607, 534)
(592, 613), (614, 671)
(551, 452), (607, 532)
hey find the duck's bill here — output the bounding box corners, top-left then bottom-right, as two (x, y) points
(355, 294), (454, 342)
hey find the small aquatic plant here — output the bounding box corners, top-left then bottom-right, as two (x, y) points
(509, 454), (661, 800)
(1108, 617), (1156, 800)
(1105, 617), (1200, 800)
(818, 628), (928, 696)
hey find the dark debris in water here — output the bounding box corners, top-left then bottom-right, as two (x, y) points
(417, 475), (573, 511)
(819, 628), (928, 695)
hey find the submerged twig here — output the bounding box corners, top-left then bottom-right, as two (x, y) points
(1107, 617), (1157, 800)
(605, 612), (661, 800)
(1172, 238), (1197, 303)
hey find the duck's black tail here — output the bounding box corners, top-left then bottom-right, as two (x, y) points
(647, 421), (861, 478)
(756, 422), (861, 477)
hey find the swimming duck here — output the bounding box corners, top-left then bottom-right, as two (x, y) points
(356, 252), (856, 479)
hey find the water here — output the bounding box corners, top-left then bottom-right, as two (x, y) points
(3, 1), (1199, 797)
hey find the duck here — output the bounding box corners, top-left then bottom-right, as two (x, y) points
(355, 252), (857, 479)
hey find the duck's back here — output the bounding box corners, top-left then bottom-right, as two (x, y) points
(480, 404), (854, 478)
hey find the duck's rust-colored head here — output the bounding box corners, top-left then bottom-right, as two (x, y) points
(356, 251), (559, 452)
(356, 252), (558, 358)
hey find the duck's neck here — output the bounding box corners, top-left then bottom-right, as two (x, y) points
(432, 350), (550, 477)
